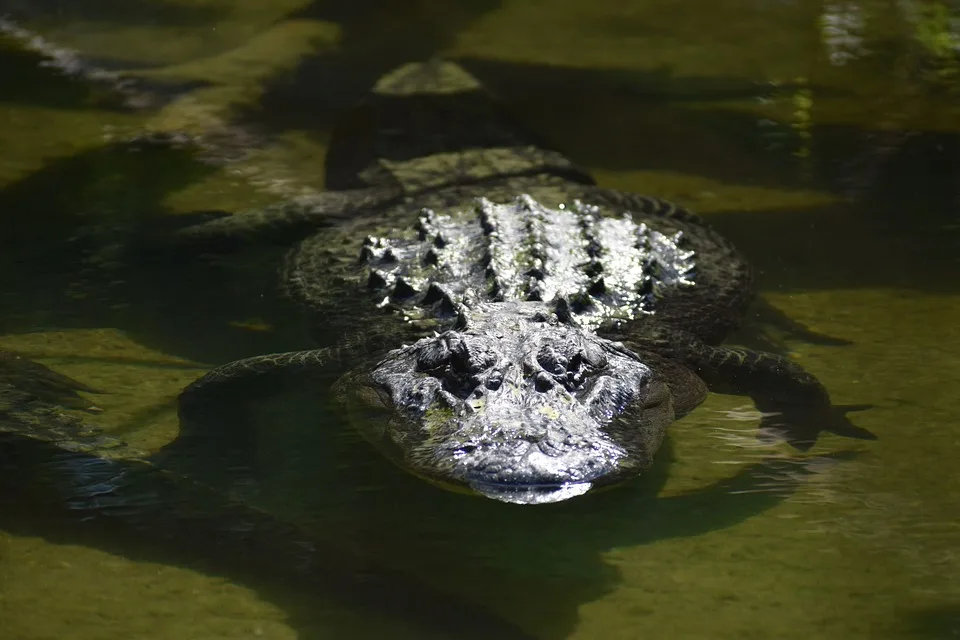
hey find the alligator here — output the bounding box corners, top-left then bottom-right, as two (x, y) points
(0, 31), (874, 504)
(0, 22), (872, 638)
(156, 60), (875, 505)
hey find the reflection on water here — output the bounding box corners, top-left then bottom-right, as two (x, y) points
(1, 1), (959, 639)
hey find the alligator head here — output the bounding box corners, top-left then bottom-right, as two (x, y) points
(337, 300), (675, 504)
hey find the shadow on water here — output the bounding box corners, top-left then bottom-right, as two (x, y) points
(160, 376), (862, 639)
(456, 57), (838, 185)
(243, 42), (960, 223)
(0, 434), (535, 640)
(245, 50), (817, 191)
(0, 138), (310, 365)
(0, 364), (853, 639)
(709, 201), (958, 296)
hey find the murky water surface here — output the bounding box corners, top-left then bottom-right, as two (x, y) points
(1, 1), (958, 638)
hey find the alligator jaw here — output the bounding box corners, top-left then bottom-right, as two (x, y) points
(468, 480), (593, 505)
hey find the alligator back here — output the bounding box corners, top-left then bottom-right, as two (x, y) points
(285, 60), (752, 346)
(358, 194), (696, 329)
(287, 182), (751, 346)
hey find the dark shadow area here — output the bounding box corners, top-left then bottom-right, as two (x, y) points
(157, 374), (860, 639)
(466, 59), (960, 212)
(0, 361), (848, 639)
(248, 54), (812, 190)
(459, 57), (833, 105)
(457, 57), (831, 186)
(0, 138), (307, 365)
(706, 200), (959, 296)
(0, 434), (536, 640)
(0, 0), (228, 27)
(893, 605), (960, 639)
(703, 122), (960, 296)
(812, 126), (960, 225)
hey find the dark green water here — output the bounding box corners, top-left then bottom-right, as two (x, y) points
(1, 1), (959, 639)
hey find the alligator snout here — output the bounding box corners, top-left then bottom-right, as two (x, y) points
(454, 435), (625, 504)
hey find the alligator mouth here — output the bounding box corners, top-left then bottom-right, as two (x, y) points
(467, 480), (593, 505)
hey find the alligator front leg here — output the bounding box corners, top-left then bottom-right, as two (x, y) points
(622, 328), (874, 449)
(687, 342), (874, 448)
(177, 348), (339, 415)
(177, 326), (402, 416)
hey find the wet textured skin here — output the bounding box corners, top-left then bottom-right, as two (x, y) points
(167, 61), (874, 504)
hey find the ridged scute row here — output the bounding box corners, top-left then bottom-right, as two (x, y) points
(358, 195), (696, 329)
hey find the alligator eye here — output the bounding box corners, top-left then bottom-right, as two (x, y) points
(580, 342), (608, 369)
(417, 335), (498, 399)
(536, 345), (567, 375)
(416, 339), (450, 372)
(449, 336), (496, 375)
